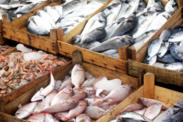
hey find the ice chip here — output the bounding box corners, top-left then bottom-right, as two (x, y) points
(16, 44), (32, 52)
(23, 52), (44, 61)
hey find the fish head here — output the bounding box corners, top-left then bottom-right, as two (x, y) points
(63, 85), (73, 94)
(172, 24), (183, 32)
(15, 111), (27, 119)
(55, 112), (68, 120)
(31, 90), (44, 102)
(154, 103), (163, 109)
(139, 97), (148, 103)
(174, 100), (183, 108)
(83, 87), (95, 95)
(122, 84), (133, 90)
(72, 35), (82, 44)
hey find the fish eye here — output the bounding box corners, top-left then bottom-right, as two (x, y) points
(72, 100), (75, 103)
(69, 89), (72, 92)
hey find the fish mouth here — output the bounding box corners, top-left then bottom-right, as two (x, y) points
(72, 36), (81, 44)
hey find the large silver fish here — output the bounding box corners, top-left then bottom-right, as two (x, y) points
(164, 62), (183, 71)
(109, 15), (137, 38)
(90, 35), (133, 52)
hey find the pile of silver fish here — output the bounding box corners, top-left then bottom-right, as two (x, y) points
(0, 44), (68, 97)
(73, 0), (178, 58)
(144, 23), (183, 72)
(0, 0), (46, 21)
(110, 98), (183, 122)
(15, 64), (133, 121)
(27, 0), (106, 36)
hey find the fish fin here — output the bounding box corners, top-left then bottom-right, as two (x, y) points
(18, 104), (22, 109)
(61, 116), (69, 121)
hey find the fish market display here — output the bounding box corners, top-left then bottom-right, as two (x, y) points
(109, 97), (173, 122)
(0, 44), (68, 97)
(73, 0), (178, 58)
(0, 45), (13, 54)
(27, 0), (105, 35)
(144, 23), (183, 72)
(0, 0), (47, 21)
(14, 64), (133, 121)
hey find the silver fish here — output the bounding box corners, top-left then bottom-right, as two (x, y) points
(174, 99), (183, 108)
(15, 3), (38, 14)
(157, 42), (169, 58)
(153, 107), (180, 122)
(159, 28), (172, 41)
(81, 41), (101, 49)
(109, 15), (137, 38)
(102, 49), (118, 55)
(27, 15), (52, 35)
(116, 2), (129, 20)
(73, 27), (106, 45)
(44, 6), (60, 22)
(171, 108), (183, 122)
(164, 62), (183, 71)
(147, 11), (172, 31)
(118, 112), (152, 122)
(165, 0), (178, 13)
(168, 28), (183, 43)
(157, 54), (178, 63)
(146, 0), (164, 12)
(170, 43), (183, 61)
(144, 55), (157, 65)
(90, 35), (133, 52)
(52, 5), (63, 16)
(147, 39), (162, 60)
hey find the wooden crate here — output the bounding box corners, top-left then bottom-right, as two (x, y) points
(128, 7), (183, 87)
(98, 72), (183, 122)
(0, 47), (71, 111)
(57, 0), (182, 74)
(0, 50), (141, 122)
(2, 0), (112, 55)
(0, 0), (55, 45)
(129, 1), (183, 62)
(57, 0), (129, 74)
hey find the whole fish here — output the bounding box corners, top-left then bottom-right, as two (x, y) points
(94, 85), (132, 106)
(165, 0), (178, 13)
(146, 39), (162, 61)
(61, 100), (87, 121)
(81, 41), (101, 49)
(39, 93), (86, 113)
(109, 15), (137, 38)
(56, 0), (87, 23)
(73, 27), (106, 45)
(164, 62), (183, 71)
(76, 114), (92, 122)
(27, 15), (52, 35)
(120, 104), (144, 114)
(168, 27), (183, 43)
(170, 42), (183, 61)
(159, 29), (172, 41)
(15, 3), (38, 14)
(84, 106), (106, 119)
(171, 108), (183, 122)
(26, 113), (45, 122)
(15, 102), (38, 119)
(59, 77), (73, 91)
(147, 11), (172, 31)
(146, 0), (164, 12)
(90, 35), (133, 52)
(81, 12), (106, 35)
(132, 12), (158, 38)
(71, 64), (85, 88)
(51, 86), (73, 106)
(81, 78), (96, 87)
(153, 107), (180, 122)
(118, 112), (152, 122)
(31, 69), (55, 101)
(139, 97), (169, 110)
(157, 42), (169, 58)
(157, 54), (178, 63)
(144, 103), (162, 119)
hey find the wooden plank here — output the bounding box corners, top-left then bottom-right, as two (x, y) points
(128, 59), (183, 87)
(82, 62), (139, 89)
(154, 86), (183, 105)
(58, 42), (128, 74)
(0, 47), (17, 56)
(72, 50), (83, 65)
(0, 20), (2, 33)
(138, 68), (146, 87)
(3, 25), (58, 54)
(2, 14), (8, 25)
(0, 33), (7, 45)
(118, 45), (129, 60)
(0, 112), (25, 122)
(57, 27), (64, 42)
(144, 72), (155, 99)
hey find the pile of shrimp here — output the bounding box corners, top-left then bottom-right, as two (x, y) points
(0, 50), (68, 97)
(0, 45), (13, 54)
